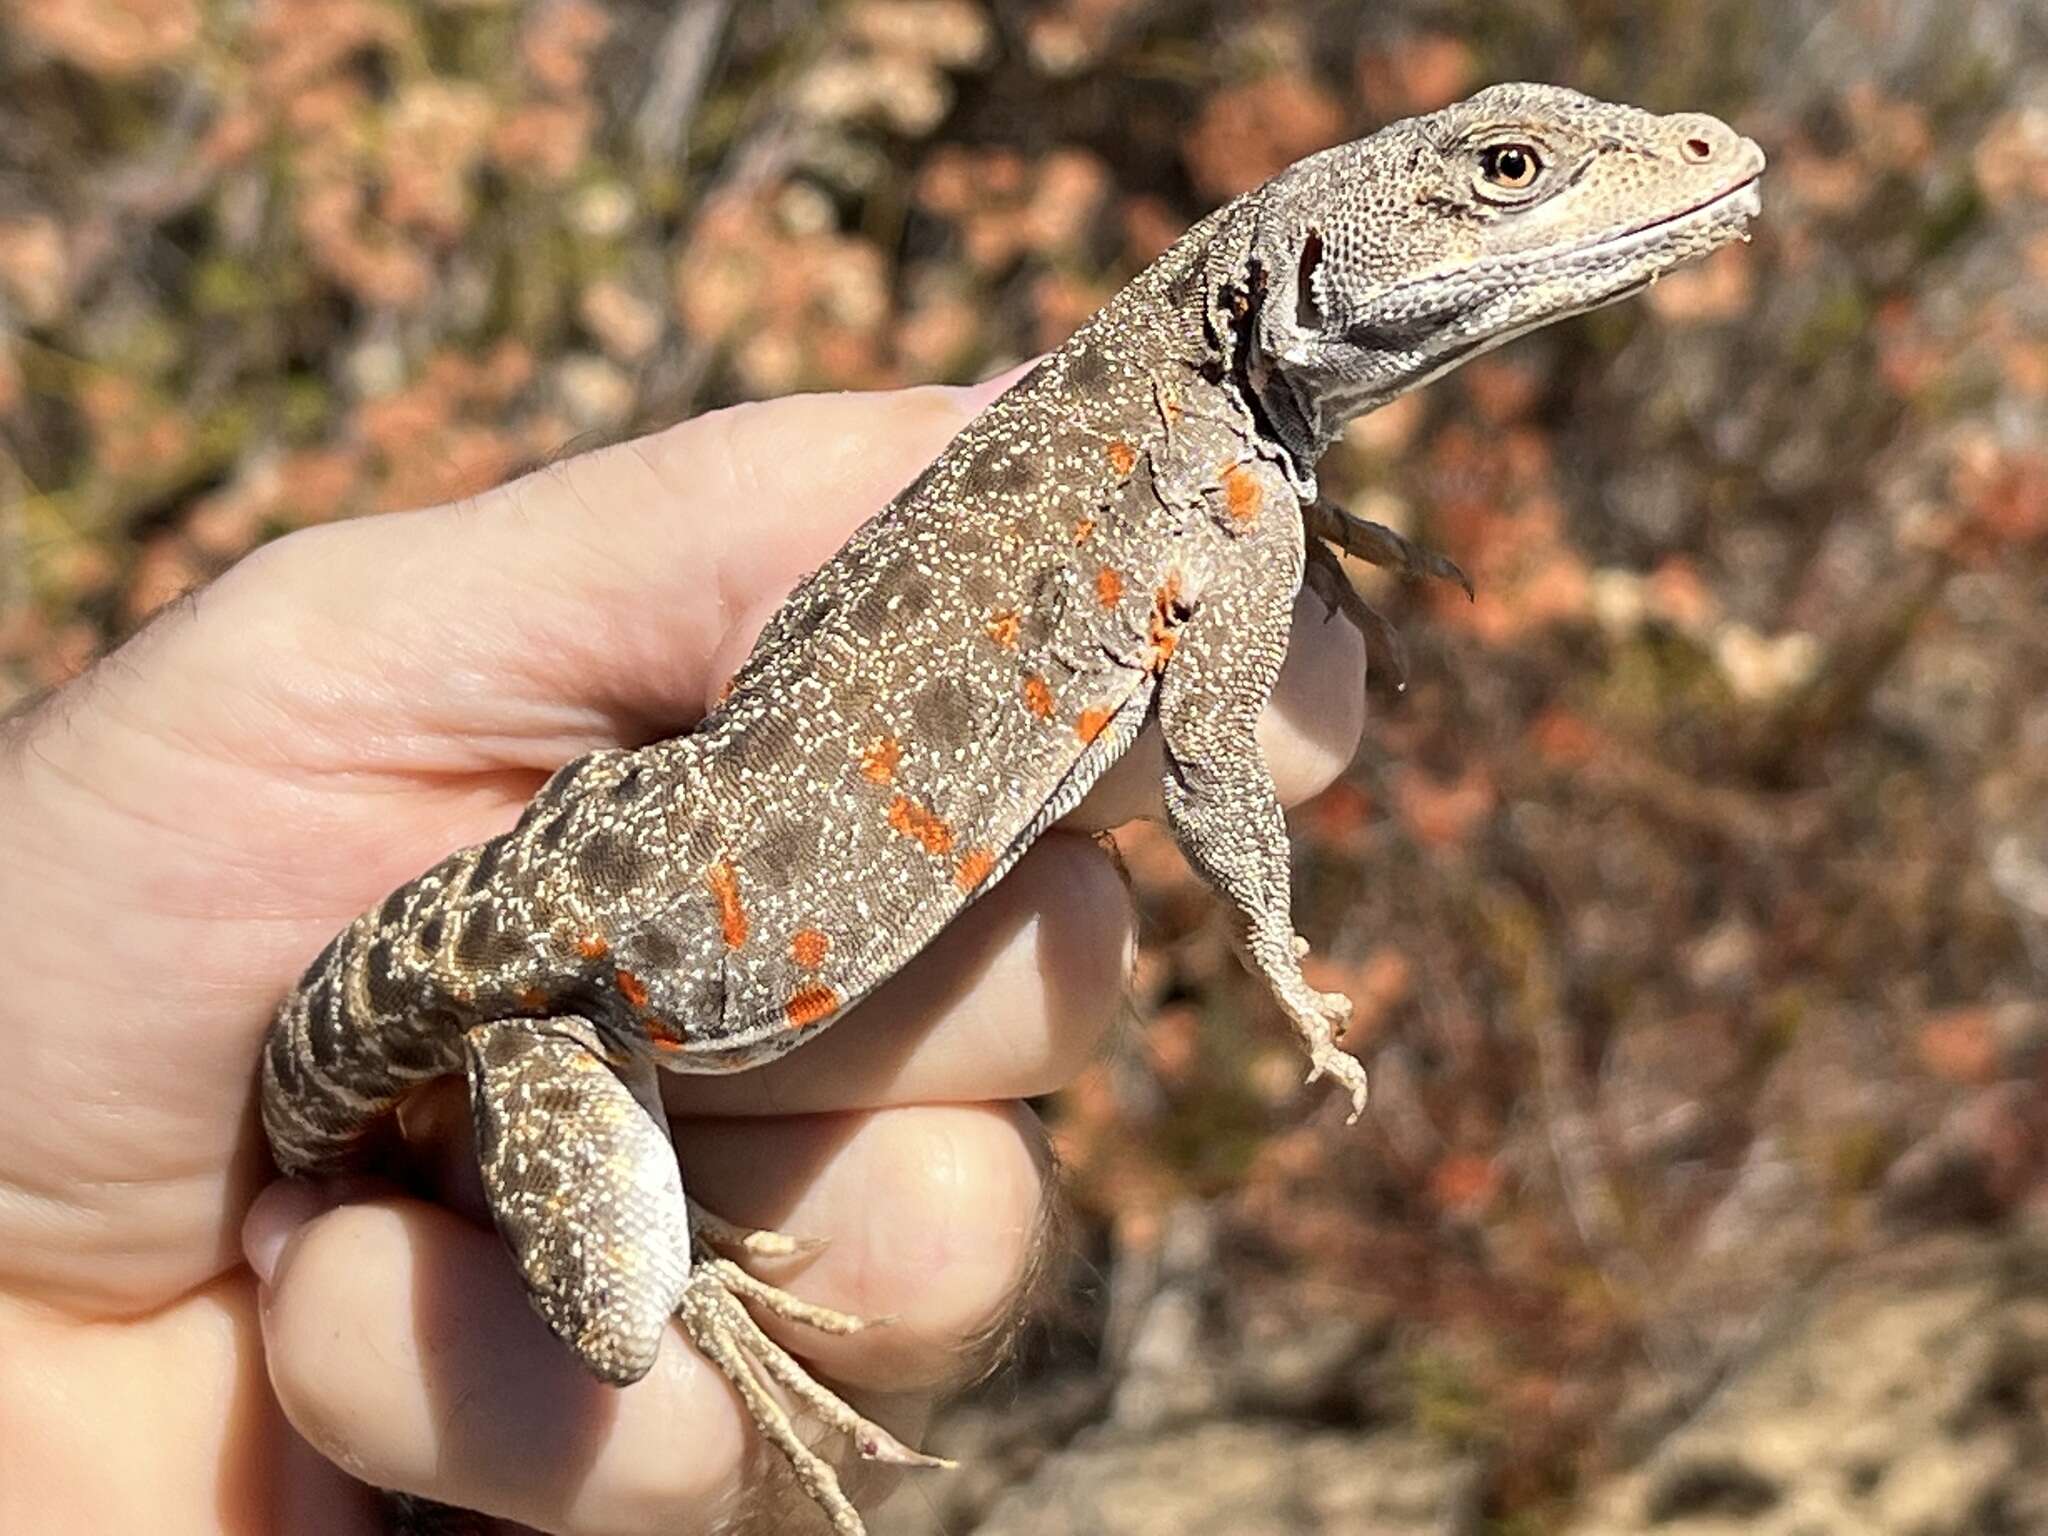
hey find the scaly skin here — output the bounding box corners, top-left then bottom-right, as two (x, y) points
(261, 83), (1764, 1534)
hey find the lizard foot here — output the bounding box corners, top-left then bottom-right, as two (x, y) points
(1277, 983), (1368, 1122)
(688, 1198), (827, 1260)
(1302, 537), (1411, 692)
(678, 1257), (954, 1536)
(1304, 499), (1473, 598)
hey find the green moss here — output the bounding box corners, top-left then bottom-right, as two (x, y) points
(1405, 1343), (1498, 1449)
(1915, 178), (1982, 261)
(280, 377), (332, 440)
(1753, 986), (1811, 1066)
(193, 257), (266, 317)
(1792, 284), (1872, 367)
(1826, 1120), (1897, 1195)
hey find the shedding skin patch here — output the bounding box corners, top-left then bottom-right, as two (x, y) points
(615, 969), (650, 1009)
(576, 934), (610, 960)
(1106, 439), (1137, 477)
(1072, 517), (1096, 543)
(1222, 463), (1263, 523)
(1023, 675), (1055, 718)
(985, 609), (1021, 650)
(790, 928), (830, 969)
(706, 860), (749, 950)
(955, 847), (996, 890)
(1095, 566), (1125, 609)
(1076, 707), (1112, 744)
(1147, 575), (1184, 670)
(888, 794), (956, 856)
(859, 735), (901, 786)
(785, 985), (840, 1028)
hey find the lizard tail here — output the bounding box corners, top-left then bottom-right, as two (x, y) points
(261, 891), (467, 1175)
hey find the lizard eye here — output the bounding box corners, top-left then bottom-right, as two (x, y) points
(1476, 142), (1544, 193)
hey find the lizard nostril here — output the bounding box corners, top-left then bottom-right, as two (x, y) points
(1682, 136), (1714, 163)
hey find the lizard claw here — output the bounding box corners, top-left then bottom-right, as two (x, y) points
(689, 1200), (827, 1260)
(1306, 500), (1473, 599)
(1302, 539), (1411, 692)
(858, 1422), (959, 1469)
(1304, 1041), (1369, 1123)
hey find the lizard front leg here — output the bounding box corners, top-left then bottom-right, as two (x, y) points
(1303, 536), (1412, 692)
(1304, 498), (1473, 597)
(1156, 465), (1368, 1119)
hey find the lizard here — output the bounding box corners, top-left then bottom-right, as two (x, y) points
(260, 82), (1764, 1534)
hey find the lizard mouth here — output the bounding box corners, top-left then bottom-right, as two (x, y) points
(1573, 173), (1764, 262)
(1458, 172), (1763, 332)
(1368, 169), (1765, 319)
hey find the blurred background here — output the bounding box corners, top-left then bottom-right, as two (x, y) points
(3, 1), (2045, 1531)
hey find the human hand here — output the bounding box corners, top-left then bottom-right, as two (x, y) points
(0, 376), (1366, 1533)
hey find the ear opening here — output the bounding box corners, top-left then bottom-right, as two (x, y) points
(1294, 229), (1326, 330)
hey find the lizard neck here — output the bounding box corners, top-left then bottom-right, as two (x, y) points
(1176, 199), (1325, 502)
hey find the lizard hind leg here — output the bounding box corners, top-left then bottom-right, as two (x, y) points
(464, 1019), (696, 1383)
(462, 1021), (945, 1534)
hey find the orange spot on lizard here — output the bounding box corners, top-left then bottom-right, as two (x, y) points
(955, 847), (996, 890)
(615, 969), (650, 1009)
(790, 928), (830, 969)
(1076, 707), (1112, 743)
(1222, 463), (1262, 523)
(1106, 439), (1137, 477)
(984, 609), (1021, 650)
(1095, 566), (1125, 609)
(576, 934), (610, 960)
(1023, 675), (1055, 718)
(1072, 517), (1096, 543)
(785, 984), (840, 1028)
(517, 986), (549, 1012)
(644, 1015), (689, 1050)
(859, 735), (901, 785)
(706, 860), (749, 950)
(888, 794), (956, 856)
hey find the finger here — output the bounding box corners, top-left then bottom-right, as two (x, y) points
(259, 1192), (761, 1536)
(178, 382), (1018, 776)
(671, 1103), (1053, 1393)
(662, 831), (1131, 1116)
(254, 1102), (1048, 1535)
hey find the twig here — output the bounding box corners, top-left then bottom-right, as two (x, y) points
(631, 0), (735, 168)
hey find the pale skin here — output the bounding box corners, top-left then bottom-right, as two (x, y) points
(0, 376), (1365, 1534)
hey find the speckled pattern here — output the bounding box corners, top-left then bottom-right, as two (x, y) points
(260, 84), (1764, 1534)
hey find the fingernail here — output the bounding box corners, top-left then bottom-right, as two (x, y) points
(242, 1177), (366, 1286)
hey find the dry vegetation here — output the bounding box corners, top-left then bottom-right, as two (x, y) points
(3, 0), (2044, 1527)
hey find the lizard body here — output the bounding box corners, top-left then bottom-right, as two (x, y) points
(261, 84), (1764, 1532)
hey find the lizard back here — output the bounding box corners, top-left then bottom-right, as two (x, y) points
(263, 226), (1275, 1165)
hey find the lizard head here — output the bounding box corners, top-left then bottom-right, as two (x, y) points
(1230, 82), (1765, 453)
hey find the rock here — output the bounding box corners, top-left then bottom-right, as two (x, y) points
(962, 1421), (1481, 1536)
(1567, 1242), (2048, 1536)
